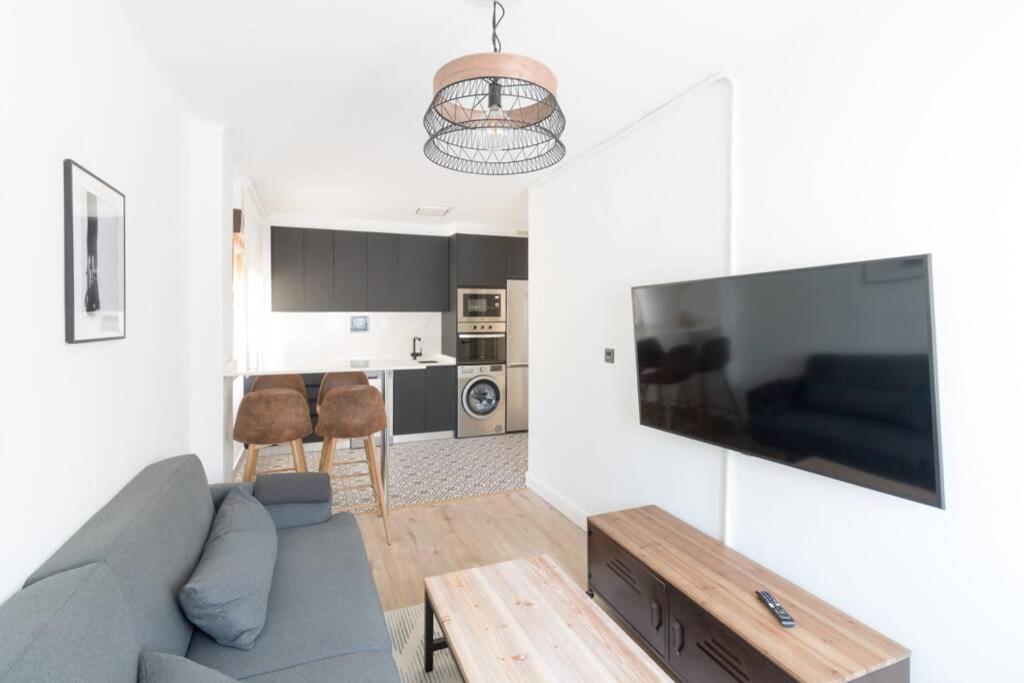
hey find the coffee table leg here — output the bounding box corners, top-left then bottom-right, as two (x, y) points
(424, 589), (449, 673)
(424, 591), (435, 672)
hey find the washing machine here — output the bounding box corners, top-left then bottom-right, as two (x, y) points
(457, 364), (506, 437)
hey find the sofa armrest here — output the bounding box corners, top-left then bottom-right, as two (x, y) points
(747, 377), (803, 417)
(209, 482), (254, 510)
(254, 473), (332, 530)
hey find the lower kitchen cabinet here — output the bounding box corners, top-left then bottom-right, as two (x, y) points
(394, 366), (456, 436)
(393, 369), (426, 436)
(424, 366), (456, 432)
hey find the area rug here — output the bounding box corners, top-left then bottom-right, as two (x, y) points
(385, 603), (462, 683)
(237, 433), (527, 512)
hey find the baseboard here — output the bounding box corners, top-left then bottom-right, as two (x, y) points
(525, 471), (588, 530)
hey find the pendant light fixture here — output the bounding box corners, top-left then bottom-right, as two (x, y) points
(423, 1), (566, 175)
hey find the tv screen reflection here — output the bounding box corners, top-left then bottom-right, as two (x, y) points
(631, 256), (943, 507)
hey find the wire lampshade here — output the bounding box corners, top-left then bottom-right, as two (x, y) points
(423, 3), (566, 175)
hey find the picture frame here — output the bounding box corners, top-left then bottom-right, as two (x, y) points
(63, 159), (126, 343)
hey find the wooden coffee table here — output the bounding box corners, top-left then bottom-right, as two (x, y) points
(424, 554), (672, 682)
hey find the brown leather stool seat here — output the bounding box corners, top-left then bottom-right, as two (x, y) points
(251, 373), (307, 397)
(316, 385), (390, 544)
(316, 371), (369, 413)
(234, 388), (313, 482)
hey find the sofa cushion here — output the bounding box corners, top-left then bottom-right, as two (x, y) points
(0, 564), (138, 682)
(242, 650), (398, 682)
(186, 513), (391, 679)
(138, 652), (237, 682)
(24, 454), (214, 656)
(180, 488), (277, 650)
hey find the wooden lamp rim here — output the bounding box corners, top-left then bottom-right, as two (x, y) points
(432, 52), (558, 96)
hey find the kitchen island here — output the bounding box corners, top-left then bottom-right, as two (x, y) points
(225, 355), (456, 505)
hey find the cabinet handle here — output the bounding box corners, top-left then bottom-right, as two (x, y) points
(650, 601), (662, 630)
(671, 622), (684, 653)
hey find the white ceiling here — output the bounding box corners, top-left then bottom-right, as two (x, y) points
(123, 0), (819, 230)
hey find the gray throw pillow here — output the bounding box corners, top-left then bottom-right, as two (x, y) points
(179, 488), (277, 649)
(138, 652), (237, 682)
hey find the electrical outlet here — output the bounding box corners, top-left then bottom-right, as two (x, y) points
(604, 348), (615, 363)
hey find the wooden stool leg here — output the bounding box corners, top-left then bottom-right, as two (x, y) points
(319, 437), (336, 473)
(364, 436), (391, 545)
(243, 444), (260, 482)
(290, 439), (308, 473)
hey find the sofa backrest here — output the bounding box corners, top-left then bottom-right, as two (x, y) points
(23, 454), (215, 657)
(800, 354), (933, 431)
(0, 563), (138, 682)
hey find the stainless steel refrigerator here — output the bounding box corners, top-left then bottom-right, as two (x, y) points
(506, 279), (528, 431)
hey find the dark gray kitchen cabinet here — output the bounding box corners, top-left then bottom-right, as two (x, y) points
(393, 369), (426, 436)
(366, 233), (399, 312)
(302, 229), (334, 311)
(424, 366), (456, 432)
(505, 237), (528, 279)
(456, 234), (507, 288)
(398, 235), (449, 311)
(271, 226), (304, 311)
(333, 230), (368, 311)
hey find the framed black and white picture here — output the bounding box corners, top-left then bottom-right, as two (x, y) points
(63, 160), (125, 343)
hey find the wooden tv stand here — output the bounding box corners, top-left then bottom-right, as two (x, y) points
(587, 506), (909, 682)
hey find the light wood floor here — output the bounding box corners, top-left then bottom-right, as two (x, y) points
(356, 489), (587, 611)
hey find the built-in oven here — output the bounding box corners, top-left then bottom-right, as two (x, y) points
(456, 325), (507, 365)
(457, 288), (505, 324)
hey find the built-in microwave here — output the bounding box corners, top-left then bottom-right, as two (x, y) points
(457, 288), (505, 323)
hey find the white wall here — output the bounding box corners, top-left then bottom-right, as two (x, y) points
(528, 81), (732, 537)
(0, 0), (195, 599)
(528, 3), (1024, 681)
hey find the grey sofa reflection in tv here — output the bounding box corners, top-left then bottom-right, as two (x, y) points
(747, 353), (936, 489)
(0, 454), (399, 682)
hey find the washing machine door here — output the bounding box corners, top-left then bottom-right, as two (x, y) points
(462, 376), (501, 419)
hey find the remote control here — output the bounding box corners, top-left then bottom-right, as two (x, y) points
(756, 590), (795, 628)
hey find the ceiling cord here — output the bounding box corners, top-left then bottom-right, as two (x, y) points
(491, 1), (505, 53)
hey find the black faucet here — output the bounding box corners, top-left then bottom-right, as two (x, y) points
(411, 336), (423, 360)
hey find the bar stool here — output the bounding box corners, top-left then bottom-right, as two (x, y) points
(316, 371), (369, 467)
(316, 371), (369, 413)
(234, 389), (313, 482)
(251, 373), (308, 396)
(316, 385), (390, 544)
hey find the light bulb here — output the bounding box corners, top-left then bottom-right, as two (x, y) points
(477, 104), (511, 152)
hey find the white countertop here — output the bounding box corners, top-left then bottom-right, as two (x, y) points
(223, 355), (456, 378)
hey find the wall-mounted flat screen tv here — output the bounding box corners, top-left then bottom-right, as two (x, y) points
(631, 255), (943, 507)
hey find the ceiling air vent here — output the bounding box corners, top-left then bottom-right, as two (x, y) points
(415, 206), (451, 217)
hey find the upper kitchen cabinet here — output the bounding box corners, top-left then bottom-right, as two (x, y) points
(333, 230), (368, 311)
(271, 227), (450, 312)
(398, 235), (448, 311)
(366, 232), (399, 311)
(271, 226), (304, 311)
(456, 234), (507, 288)
(302, 228), (334, 311)
(505, 236), (528, 279)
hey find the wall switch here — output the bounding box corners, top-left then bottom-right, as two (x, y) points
(350, 315), (369, 333)
(604, 348), (615, 363)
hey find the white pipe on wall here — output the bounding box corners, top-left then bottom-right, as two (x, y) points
(532, 73), (741, 545)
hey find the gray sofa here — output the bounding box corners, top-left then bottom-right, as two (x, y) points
(0, 454), (399, 682)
